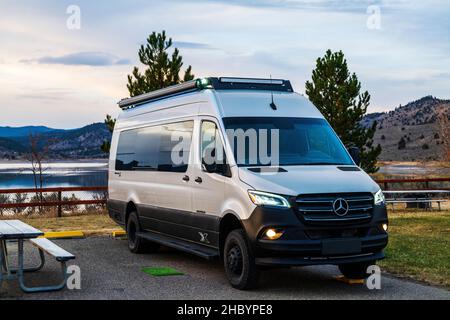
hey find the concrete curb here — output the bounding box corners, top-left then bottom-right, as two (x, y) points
(39, 231), (85, 239)
(334, 275), (365, 285)
(112, 230), (126, 238)
(35, 230), (126, 239)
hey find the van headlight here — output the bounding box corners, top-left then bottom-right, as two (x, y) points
(248, 190), (291, 208)
(374, 189), (385, 205)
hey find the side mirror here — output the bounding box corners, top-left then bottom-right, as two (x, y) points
(202, 161), (217, 173)
(348, 147), (361, 166)
(202, 148), (231, 177)
(202, 148), (217, 173)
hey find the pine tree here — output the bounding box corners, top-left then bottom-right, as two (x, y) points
(100, 115), (116, 154)
(127, 30), (194, 96)
(305, 50), (381, 173)
(102, 30), (194, 153)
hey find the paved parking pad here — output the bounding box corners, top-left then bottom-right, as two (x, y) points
(1, 237), (449, 300)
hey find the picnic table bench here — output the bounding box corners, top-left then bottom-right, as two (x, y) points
(384, 190), (449, 211)
(0, 220), (75, 293)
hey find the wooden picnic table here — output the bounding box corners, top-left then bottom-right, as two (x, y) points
(0, 220), (75, 293)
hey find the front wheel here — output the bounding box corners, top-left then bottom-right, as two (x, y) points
(338, 261), (375, 279)
(223, 229), (259, 290)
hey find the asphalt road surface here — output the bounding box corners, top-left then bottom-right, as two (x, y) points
(1, 237), (449, 300)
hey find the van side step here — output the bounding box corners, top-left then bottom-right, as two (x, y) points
(137, 231), (219, 260)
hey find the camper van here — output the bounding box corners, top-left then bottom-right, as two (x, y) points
(107, 77), (388, 289)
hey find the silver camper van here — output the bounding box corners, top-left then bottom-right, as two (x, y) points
(107, 77), (388, 289)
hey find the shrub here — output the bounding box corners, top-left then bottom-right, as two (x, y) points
(0, 194), (10, 216)
(398, 137), (406, 150)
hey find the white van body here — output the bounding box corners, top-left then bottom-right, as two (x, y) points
(108, 77), (388, 289)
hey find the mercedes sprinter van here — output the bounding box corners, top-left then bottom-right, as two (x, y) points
(108, 77), (388, 289)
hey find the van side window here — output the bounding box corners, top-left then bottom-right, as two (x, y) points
(115, 121), (194, 172)
(200, 121), (227, 174)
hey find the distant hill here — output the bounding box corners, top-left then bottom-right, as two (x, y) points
(0, 125), (64, 138)
(1, 96), (448, 162)
(0, 123), (111, 160)
(362, 96), (450, 161)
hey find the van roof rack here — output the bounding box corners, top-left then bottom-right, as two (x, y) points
(118, 77), (293, 109)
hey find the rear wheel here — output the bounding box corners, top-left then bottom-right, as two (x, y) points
(223, 229), (259, 290)
(126, 211), (160, 254)
(338, 261), (375, 279)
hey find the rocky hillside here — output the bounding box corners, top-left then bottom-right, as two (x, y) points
(1, 96), (448, 162)
(0, 123), (111, 160)
(362, 96), (450, 161)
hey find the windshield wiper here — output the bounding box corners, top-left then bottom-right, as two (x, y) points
(303, 162), (346, 165)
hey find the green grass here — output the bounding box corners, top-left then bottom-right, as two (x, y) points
(142, 267), (184, 277)
(379, 210), (450, 288)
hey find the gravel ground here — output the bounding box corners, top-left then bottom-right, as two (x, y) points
(1, 237), (449, 300)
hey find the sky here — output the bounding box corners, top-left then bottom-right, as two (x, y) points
(0, 0), (449, 128)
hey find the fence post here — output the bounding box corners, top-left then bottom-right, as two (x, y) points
(57, 191), (62, 218)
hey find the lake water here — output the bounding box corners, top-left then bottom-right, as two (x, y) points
(0, 161), (448, 190)
(0, 161), (108, 189)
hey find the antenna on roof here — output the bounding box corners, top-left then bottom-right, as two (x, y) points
(269, 75), (277, 110)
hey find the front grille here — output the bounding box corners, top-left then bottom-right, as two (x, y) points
(296, 193), (374, 224)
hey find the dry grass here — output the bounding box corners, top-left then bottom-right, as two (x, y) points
(20, 210), (121, 237)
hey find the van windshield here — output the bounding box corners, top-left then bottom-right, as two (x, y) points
(222, 117), (354, 167)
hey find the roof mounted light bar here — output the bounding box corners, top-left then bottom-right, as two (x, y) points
(118, 79), (201, 110)
(118, 77), (293, 110)
(211, 77), (292, 92)
(219, 77), (284, 85)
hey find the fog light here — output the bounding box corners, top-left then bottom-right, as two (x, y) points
(265, 229), (284, 240)
(382, 223), (388, 232)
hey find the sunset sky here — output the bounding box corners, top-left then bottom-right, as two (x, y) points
(0, 0), (449, 128)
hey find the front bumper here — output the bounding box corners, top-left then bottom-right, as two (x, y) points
(242, 204), (388, 266)
(256, 251), (385, 267)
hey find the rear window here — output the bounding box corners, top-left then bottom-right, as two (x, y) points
(115, 121), (194, 172)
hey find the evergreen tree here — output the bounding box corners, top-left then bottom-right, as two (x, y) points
(100, 115), (116, 153)
(102, 30), (194, 153)
(127, 30), (194, 96)
(305, 50), (381, 173)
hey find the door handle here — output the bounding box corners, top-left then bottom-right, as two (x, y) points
(195, 177), (203, 184)
(182, 175), (190, 182)
(114, 172), (122, 177)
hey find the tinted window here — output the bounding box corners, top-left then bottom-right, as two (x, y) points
(200, 121), (228, 175)
(115, 121), (194, 172)
(222, 117), (353, 167)
(201, 121), (220, 165)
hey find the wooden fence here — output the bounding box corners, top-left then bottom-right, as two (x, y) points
(0, 186), (107, 217)
(0, 178), (449, 217)
(375, 177), (450, 191)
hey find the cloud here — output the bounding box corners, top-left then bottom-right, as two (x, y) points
(191, 0), (384, 13)
(21, 52), (131, 67)
(16, 88), (74, 101)
(172, 41), (216, 50)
